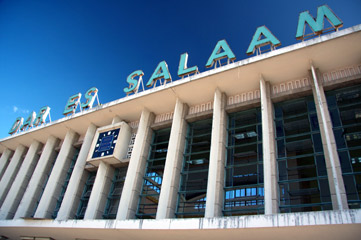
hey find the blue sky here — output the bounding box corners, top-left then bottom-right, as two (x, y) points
(0, 0), (360, 139)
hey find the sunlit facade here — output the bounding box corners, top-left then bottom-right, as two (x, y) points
(0, 25), (360, 239)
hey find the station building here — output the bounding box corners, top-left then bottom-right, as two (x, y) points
(0, 21), (360, 239)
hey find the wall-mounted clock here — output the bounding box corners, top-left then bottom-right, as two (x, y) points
(92, 128), (120, 158)
(87, 121), (131, 166)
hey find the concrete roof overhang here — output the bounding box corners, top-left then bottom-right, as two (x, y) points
(1, 25), (361, 152)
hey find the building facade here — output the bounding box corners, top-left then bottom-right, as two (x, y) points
(0, 24), (360, 239)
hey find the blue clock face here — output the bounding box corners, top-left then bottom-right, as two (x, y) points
(92, 128), (120, 158)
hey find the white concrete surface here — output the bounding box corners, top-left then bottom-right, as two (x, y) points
(310, 66), (348, 210)
(157, 99), (188, 219)
(117, 109), (154, 220)
(0, 144), (27, 206)
(14, 136), (60, 219)
(0, 148), (13, 181)
(205, 89), (227, 218)
(0, 141), (42, 219)
(260, 78), (279, 214)
(34, 129), (79, 218)
(56, 123), (97, 220)
(0, 209), (360, 240)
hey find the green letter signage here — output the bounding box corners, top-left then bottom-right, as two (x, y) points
(124, 70), (144, 94)
(63, 93), (81, 116)
(81, 87), (98, 110)
(206, 40), (235, 68)
(146, 61), (172, 88)
(246, 26), (281, 55)
(296, 4), (343, 40)
(33, 106), (51, 127)
(20, 111), (36, 131)
(8, 117), (23, 135)
(178, 53), (198, 77)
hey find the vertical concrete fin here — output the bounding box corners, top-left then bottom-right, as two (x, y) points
(56, 123), (97, 220)
(34, 129), (79, 218)
(117, 109), (154, 220)
(310, 65), (348, 210)
(0, 148), (13, 181)
(157, 99), (188, 219)
(0, 141), (42, 220)
(14, 135), (60, 219)
(260, 77), (279, 215)
(205, 89), (227, 218)
(84, 161), (114, 219)
(0, 144), (27, 206)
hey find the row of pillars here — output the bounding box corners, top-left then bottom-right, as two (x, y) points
(0, 65), (348, 221)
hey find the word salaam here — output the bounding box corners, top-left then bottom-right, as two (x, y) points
(8, 4), (343, 135)
(123, 4), (342, 95)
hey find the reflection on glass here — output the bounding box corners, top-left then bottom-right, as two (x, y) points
(136, 128), (170, 219)
(224, 108), (264, 216)
(275, 97), (332, 213)
(103, 166), (128, 219)
(176, 119), (212, 218)
(327, 85), (361, 209)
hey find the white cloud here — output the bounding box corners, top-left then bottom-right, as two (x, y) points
(12, 106), (29, 114)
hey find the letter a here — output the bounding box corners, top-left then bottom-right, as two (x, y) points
(206, 40), (235, 68)
(246, 26), (281, 56)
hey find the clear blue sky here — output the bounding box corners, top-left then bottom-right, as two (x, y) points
(1, 0), (360, 139)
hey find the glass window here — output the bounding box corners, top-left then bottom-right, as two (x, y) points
(31, 151), (59, 217)
(52, 147), (80, 219)
(175, 119), (212, 218)
(224, 108), (264, 216)
(103, 166), (128, 219)
(75, 171), (96, 219)
(326, 85), (361, 209)
(275, 97), (332, 213)
(136, 128), (170, 219)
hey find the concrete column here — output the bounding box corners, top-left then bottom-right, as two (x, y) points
(83, 116), (121, 220)
(83, 161), (114, 219)
(310, 65), (348, 210)
(0, 141), (43, 219)
(117, 109), (154, 220)
(56, 124), (97, 220)
(205, 89), (227, 218)
(260, 77), (279, 215)
(14, 136), (59, 219)
(0, 144), (27, 206)
(34, 129), (79, 218)
(156, 99), (188, 219)
(0, 149), (13, 181)
(112, 115), (122, 124)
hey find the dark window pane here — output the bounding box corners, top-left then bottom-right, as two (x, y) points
(224, 108), (263, 216)
(176, 119), (211, 218)
(137, 128), (170, 219)
(326, 85), (361, 209)
(275, 97), (331, 213)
